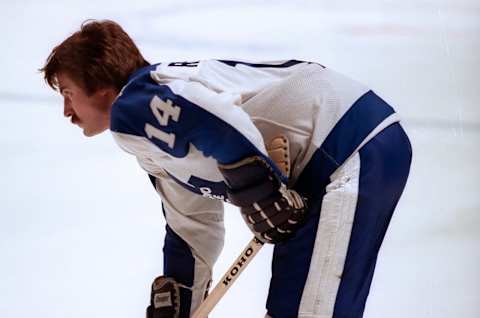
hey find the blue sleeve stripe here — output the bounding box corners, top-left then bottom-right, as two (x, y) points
(163, 221), (195, 317)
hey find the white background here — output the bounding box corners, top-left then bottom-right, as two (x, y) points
(0, 0), (479, 317)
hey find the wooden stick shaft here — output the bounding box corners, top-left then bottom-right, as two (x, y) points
(192, 237), (264, 318)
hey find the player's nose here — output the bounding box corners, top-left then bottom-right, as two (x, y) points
(63, 99), (73, 117)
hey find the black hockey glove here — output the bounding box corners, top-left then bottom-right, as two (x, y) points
(146, 276), (181, 318)
(219, 156), (307, 244)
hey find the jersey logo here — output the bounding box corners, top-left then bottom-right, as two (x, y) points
(144, 96), (181, 149)
(166, 172), (229, 202)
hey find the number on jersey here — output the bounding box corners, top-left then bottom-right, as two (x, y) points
(144, 96), (181, 149)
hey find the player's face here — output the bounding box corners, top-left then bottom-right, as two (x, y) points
(57, 73), (117, 137)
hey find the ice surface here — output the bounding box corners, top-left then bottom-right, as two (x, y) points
(0, 1), (479, 317)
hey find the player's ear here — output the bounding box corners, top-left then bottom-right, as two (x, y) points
(98, 87), (118, 100)
(97, 87), (118, 108)
(97, 87), (115, 96)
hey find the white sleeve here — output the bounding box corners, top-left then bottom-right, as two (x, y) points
(150, 169), (225, 313)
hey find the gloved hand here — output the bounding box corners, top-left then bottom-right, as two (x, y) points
(218, 155), (307, 243)
(146, 276), (181, 318)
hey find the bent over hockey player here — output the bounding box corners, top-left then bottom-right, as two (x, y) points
(41, 20), (412, 318)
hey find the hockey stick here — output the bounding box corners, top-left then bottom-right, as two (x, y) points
(191, 236), (264, 318)
(192, 136), (288, 317)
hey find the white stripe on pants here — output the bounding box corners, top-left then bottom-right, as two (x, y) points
(298, 153), (360, 318)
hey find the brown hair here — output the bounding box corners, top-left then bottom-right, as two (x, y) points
(40, 19), (149, 95)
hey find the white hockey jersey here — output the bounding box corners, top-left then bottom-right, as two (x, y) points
(110, 59), (398, 198)
(109, 60), (399, 309)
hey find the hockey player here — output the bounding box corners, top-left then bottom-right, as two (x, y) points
(40, 20), (412, 318)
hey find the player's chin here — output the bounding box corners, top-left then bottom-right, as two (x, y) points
(82, 127), (98, 137)
(82, 126), (106, 137)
